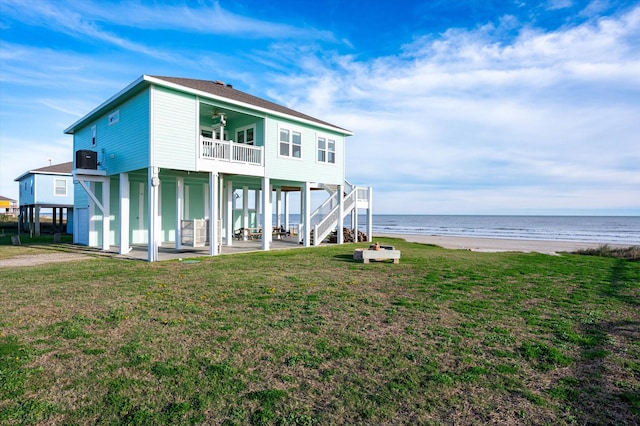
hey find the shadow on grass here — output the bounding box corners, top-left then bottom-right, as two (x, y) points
(333, 253), (358, 262)
(560, 259), (640, 424)
(561, 319), (640, 425)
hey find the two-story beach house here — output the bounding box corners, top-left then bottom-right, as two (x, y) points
(64, 75), (372, 261)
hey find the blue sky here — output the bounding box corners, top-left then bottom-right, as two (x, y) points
(1, 0), (639, 215)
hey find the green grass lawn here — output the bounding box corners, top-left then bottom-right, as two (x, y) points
(1, 238), (638, 425)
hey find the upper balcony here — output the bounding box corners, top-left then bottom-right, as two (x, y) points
(199, 136), (264, 174)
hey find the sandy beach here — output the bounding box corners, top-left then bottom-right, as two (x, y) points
(375, 233), (625, 254)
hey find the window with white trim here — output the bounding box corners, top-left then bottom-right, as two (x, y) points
(108, 110), (120, 125)
(236, 125), (255, 145)
(279, 128), (302, 158)
(54, 179), (67, 196)
(91, 125), (97, 146)
(317, 136), (336, 164)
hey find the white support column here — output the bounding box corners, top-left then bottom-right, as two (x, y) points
(148, 167), (159, 262)
(209, 172), (219, 256)
(226, 180), (233, 246)
(367, 186), (373, 242)
(242, 186), (249, 240)
(337, 184), (344, 244)
(120, 173), (131, 254)
(298, 188), (304, 244)
(261, 176), (272, 251)
(176, 177), (184, 251)
(89, 182), (97, 246)
(353, 206), (358, 242)
(254, 189), (261, 227)
(102, 178), (110, 252)
(303, 182), (311, 247)
(275, 188), (282, 228)
(284, 192), (290, 234)
(203, 183), (209, 220)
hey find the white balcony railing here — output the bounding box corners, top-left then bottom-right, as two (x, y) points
(201, 137), (263, 166)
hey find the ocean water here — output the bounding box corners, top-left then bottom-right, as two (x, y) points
(360, 215), (640, 245)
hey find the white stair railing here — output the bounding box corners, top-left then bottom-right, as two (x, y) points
(312, 187), (357, 245)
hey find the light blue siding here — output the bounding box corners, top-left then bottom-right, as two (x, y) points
(33, 174), (74, 205)
(74, 90), (150, 175)
(153, 87), (197, 170)
(74, 183), (89, 208)
(18, 176), (34, 205)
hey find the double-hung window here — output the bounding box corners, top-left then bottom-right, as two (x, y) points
(54, 179), (67, 196)
(317, 136), (336, 164)
(279, 128), (302, 158)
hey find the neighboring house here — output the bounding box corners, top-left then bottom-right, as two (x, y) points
(14, 162), (74, 235)
(64, 75), (372, 262)
(0, 196), (18, 217)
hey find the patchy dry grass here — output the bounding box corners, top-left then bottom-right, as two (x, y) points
(1, 238), (639, 425)
(574, 244), (640, 261)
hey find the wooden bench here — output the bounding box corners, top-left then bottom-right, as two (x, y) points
(353, 247), (401, 263)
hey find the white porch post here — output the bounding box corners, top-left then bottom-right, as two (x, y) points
(176, 177), (184, 251)
(209, 172), (219, 256)
(353, 205), (358, 242)
(254, 189), (260, 227)
(284, 191), (290, 234)
(89, 183), (96, 246)
(298, 187), (304, 244)
(242, 186), (249, 240)
(261, 176), (272, 251)
(275, 188), (282, 227)
(337, 184), (344, 244)
(101, 178), (110, 251)
(119, 173), (130, 254)
(367, 186), (373, 242)
(303, 182), (311, 247)
(203, 183), (209, 220)
(226, 180), (233, 246)
(148, 167), (159, 262)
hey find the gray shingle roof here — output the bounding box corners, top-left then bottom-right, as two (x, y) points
(150, 76), (350, 133)
(14, 162), (73, 181)
(32, 162), (73, 174)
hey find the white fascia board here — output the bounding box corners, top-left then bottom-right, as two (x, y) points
(144, 76), (354, 137)
(14, 170), (71, 182)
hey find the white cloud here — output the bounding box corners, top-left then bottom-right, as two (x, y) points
(268, 5), (640, 213)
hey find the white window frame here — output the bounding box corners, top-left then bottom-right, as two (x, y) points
(236, 124), (255, 145)
(54, 178), (67, 197)
(316, 134), (336, 164)
(108, 109), (120, 125)
(278, 126), (302, 159)
(91, 125), (97, 146)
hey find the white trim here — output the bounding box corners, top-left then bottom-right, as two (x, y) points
(108, 109), (120, 125)
(235, 124), (256, 145)
(54, 178), (68, 196)
(91, 125), (97, 146)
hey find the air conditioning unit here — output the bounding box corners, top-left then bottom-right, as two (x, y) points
(76, 150), (98, 170)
